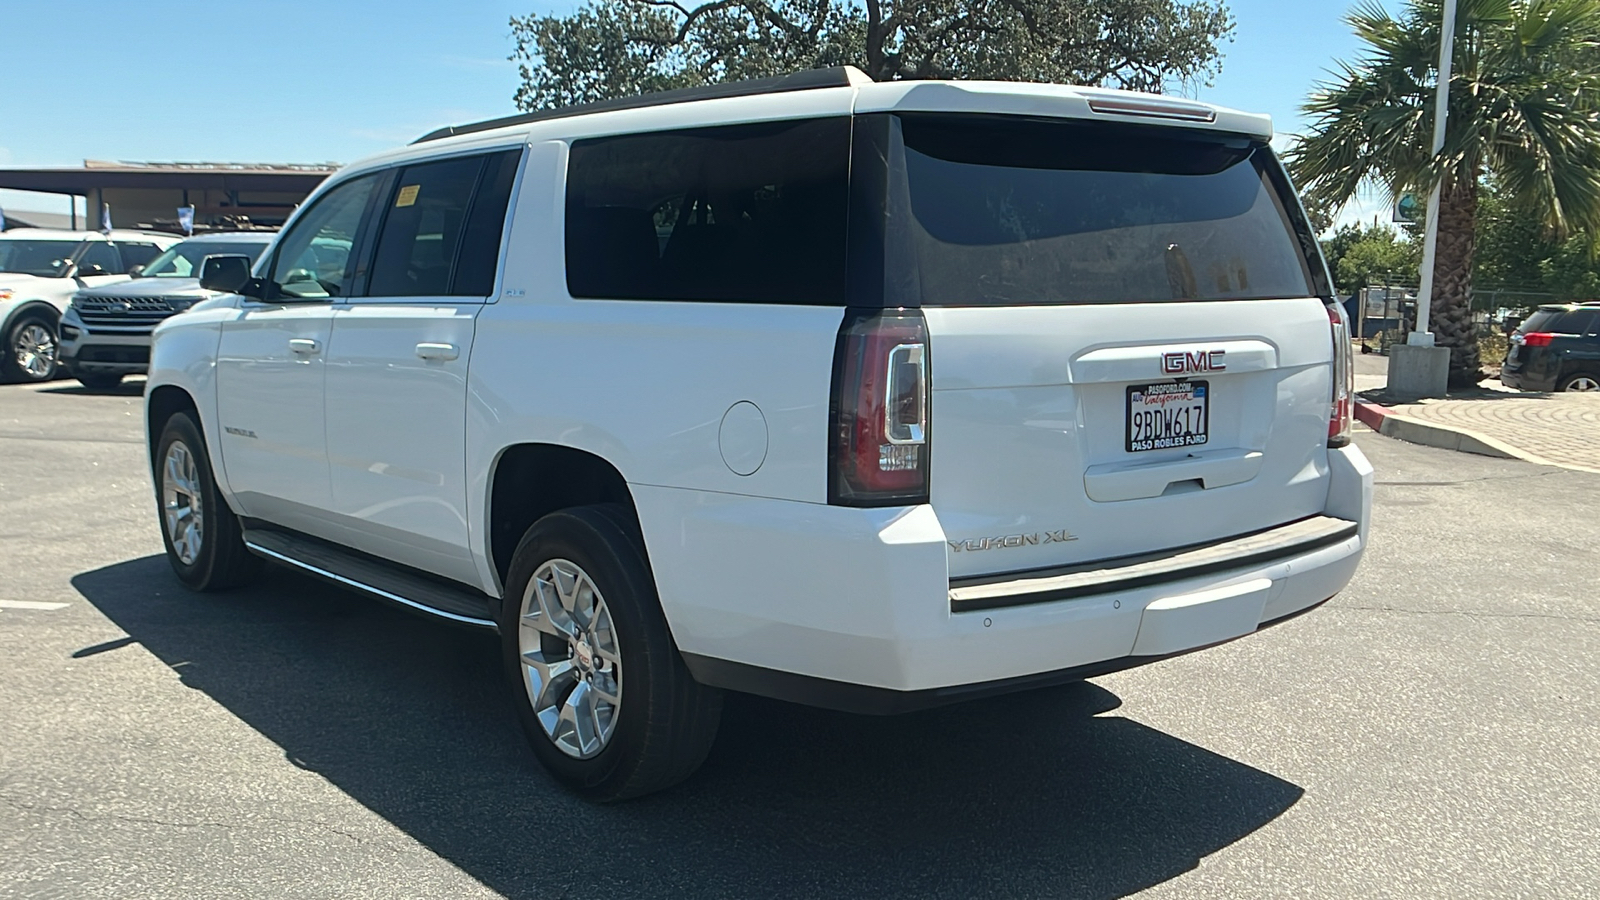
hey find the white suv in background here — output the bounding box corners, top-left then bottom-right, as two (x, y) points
(59, 231), (276, 391)
(0, 228), (179, 382)
(145, 67), (1371, 801)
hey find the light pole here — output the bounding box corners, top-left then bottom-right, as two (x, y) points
(1387, 0), (1456, 398)
(1410, 0), (1458, 347)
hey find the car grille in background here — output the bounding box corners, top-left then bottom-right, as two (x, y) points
(74, 295), (191, 328)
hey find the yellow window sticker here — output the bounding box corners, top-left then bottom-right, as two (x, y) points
(395, 184), (421, 207)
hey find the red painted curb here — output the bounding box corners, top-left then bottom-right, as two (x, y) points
(1353, 399), (1391, 431)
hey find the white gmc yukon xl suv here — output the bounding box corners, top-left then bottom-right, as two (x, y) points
(146, 68), (1371, 800)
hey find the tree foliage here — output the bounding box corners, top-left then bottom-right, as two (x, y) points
(510, 0), (1235, 110)
(1476, 188), (1600, 299)
(1284, 0), (1600, 384)
(1321, 223), (1423, 295)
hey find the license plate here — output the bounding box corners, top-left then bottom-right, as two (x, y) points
(1126, 380), (1209, 452)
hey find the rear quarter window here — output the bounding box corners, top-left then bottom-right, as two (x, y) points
(564, 118), (851, 304)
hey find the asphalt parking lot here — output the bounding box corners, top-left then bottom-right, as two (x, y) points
(2, 378), (1597, 899)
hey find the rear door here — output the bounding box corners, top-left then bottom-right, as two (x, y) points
(322, 148), (521, 585)
(874, 114), (1336, 578)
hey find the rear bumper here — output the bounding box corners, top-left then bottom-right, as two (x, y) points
(636, 444), (1372, 710)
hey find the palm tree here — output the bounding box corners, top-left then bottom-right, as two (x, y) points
(1287, 0), (1600, 386)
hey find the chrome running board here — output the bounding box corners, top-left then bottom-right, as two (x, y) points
(243, 527), (498, 629)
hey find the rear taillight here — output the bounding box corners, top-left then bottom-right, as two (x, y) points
(1326, 302), (1354, 448)
(829, 309), (929, 506)
(1519, 332), (1556, 347)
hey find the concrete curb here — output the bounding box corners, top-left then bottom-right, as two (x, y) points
(1353, 397), (1585, 471)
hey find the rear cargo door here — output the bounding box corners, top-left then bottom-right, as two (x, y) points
(878, 113), (1337, 578)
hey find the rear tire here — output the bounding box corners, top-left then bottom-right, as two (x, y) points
(1557, 372), (1600, 392)
(3, 313), (58, 383)
(499, 504), (721, 801)
(155, 412), (261, 591)
(76, 372), (124, 391)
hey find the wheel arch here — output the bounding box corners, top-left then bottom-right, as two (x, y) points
(2, 301), (62, 346)
(146, 384), (201, 474)
(1557, 361), (1600, 390)
(2, 300), (62, 332)
(486, 442), (640, 592)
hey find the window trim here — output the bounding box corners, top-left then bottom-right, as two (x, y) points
(335, 145), (526, 305)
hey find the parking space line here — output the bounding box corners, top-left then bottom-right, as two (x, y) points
(0, 600), (70, 610)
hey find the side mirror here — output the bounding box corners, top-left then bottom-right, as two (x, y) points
(128, 264), (145, 278)
(76, 262), (111, 278)
(199, 255), (253, 294)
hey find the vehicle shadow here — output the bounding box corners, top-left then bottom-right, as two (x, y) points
(74, 556), (1304, 899)
(36, 381), (145, 398)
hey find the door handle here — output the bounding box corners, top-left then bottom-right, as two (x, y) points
(288, 338), (320, 356)
(415, 342), (459, 361)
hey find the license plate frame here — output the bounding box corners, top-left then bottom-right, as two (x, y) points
(1126, 380), (1210, 452)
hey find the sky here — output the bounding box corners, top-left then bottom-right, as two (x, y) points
(0, 0), (1391, 226)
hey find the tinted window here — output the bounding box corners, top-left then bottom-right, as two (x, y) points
(269, 174), (380, 299)
(117, 242), (163, 270)
(0, 240), (79, 277)
(452, 149), (521, 296)
(565, 118), (850, 304)
(892, 114), (1317, 306)
(76, 242), (123, 275)
(1555, 309), (1598, 335)
(368, 156), (481, 297)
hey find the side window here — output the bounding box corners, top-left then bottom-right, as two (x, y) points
(118, 242), (162, 271)
(269, 174), (381, 300)
(76, 242), (123, 275)
(564, 118), (851, 304)
(451, 149), (522, 296)
(367, 156), (482, 297)
(1555, 309), (1598, 335)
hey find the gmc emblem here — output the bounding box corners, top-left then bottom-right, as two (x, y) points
(1161, 349), (1226, 375)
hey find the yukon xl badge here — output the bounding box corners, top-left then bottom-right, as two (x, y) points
(1162, 349), (1226, 375)
(949, 530), (1077, 552)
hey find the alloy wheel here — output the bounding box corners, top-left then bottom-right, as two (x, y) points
(161, 440), (205, 565)
(518, 558), (623, 759)
(1564, 375), (1600, 392)
(13, 324), (56, 379)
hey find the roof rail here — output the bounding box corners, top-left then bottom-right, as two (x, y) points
(413, 66), (870, 145)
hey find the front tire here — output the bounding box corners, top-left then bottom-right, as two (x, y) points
(76, 372), (124, 391)
(499, 504), (721, 801)
(3, 313), (58, 383)
(155, 412), (261, 591)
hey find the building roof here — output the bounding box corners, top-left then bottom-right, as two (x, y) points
(0, 161), (340, 195)
(0, 227), (181, 242)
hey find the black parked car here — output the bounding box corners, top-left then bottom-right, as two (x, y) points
(1501, 302), (1600, 392)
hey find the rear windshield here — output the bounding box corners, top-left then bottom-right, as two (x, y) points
(891, 114), (1320, 306)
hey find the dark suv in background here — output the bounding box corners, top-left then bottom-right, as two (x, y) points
(1501, 303), (1600, 392)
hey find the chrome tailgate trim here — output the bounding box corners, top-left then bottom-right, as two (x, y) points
(949, 514), (1359, 613)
